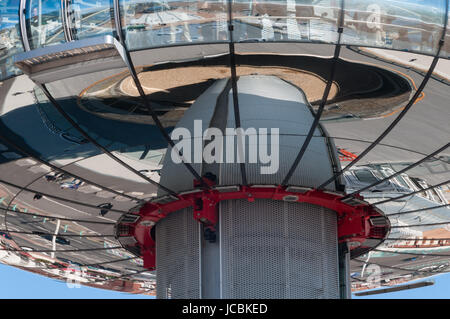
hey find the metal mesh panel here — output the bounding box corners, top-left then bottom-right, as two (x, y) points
(219, 135), (335, 188)
(220, 75), (337, 190)
(156, 208), (201, 299)
(220, 199), (339, 299)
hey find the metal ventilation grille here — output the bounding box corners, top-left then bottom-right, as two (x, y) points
(117, 224), (130, 236)
(220, 199), (339, 299)
(370, 216), (389, 226)
(156, 208), (200, 299)
(120, 214), (140, 224)
(151, 195), (178, 205)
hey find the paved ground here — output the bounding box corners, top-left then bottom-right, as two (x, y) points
(363, 47), (450, 81)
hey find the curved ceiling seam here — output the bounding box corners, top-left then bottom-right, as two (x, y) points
(281, 0), (346, 186)
(317, 0), (450, 190)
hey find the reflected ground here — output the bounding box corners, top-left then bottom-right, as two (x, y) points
(80, 52), (412, 123)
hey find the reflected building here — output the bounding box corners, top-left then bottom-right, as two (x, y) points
(0, 0), (449, 298)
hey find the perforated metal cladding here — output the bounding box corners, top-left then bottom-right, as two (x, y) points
(220, 199), (339, 299)
(156, 208), (201, 299)
(219, 135), (334, 188)
(220, 75), (337, 190)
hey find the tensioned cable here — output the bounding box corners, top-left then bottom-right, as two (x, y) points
(16, 4), (177, 197)
(0, 153), (119, 251)
(384, 238), (450, 241)
(372, 179), (450, 205)
(38, 83), (178, 196)
(0, 246), (123, 253)
(1, 137), (442, 245)
(371, 248), (450, 258)
(0, 133), (143, 203)
(352, 258), (450, 274)
(18, 256), (140, 271)
(73, 256), (140, 269)
(227, 0), (247, 186)
(170, 133), (450, 161)
(317, 1), (449, 190)
(112, 0), (209, 189)
(0, 157), (86, 250)
(387, 204), (450, 217)
(391, 221), (450, 228)
(2, 230), (115, 237)
(342, 143), (450, 199)
(281, 0), (345, 186)
(0, 208), (115, 225)
(0, 177), (129, 265)
(117, 268), (150, 278)
(95, 268), (151, 283)
(0, 178), (130, 214)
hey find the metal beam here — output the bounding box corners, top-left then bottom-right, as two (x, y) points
(343, 143), (449, 198)
(354, 280), (434, 296)
(0, 132), (143, 203)
(318, 1), (449, 190)
(0, 177), (130, 214)
(227, 0), (247, 186)
(112, 3), (209, 190)
(38, 83), (178, 196)
(387, 204), (450, 217)
(372, 179), (450, 205)
(282, 0), (345, 186)
(0, 208), (115, 225)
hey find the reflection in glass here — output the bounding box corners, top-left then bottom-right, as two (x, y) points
(120, 0), (230, 50)
(66, 0), (114, 40)
(0, 0), (23, 79)
(342, 0), (446, 55)
(440, 4), (449, 58)
(25, 0), (65, 49)
(232, 0), (342, 44)
(0, 0), (449, 297)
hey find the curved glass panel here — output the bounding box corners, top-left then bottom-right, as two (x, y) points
(440, 3), (450, 58)
(342, 0), (447, 55)
(66, 0), (114, 40)
(25, 0), (65, 49)
(120, 0), (230, 50)
(232, 0), (342, 44)
(0, 0), (24, 80)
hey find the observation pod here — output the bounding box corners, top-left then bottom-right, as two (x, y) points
(131, 75), (389, 299)
(0, 0), (449, 299)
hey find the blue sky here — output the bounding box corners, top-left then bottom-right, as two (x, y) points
(0, 263), (154, 299)
(353, 273), (450, 299)
(1, 261), (450, 298)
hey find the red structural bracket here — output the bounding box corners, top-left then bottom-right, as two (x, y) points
(119, 185), (390, 270)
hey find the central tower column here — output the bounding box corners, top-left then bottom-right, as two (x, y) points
(155, 75), (346, 299)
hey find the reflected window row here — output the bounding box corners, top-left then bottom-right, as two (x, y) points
(1, 0), (449, 80)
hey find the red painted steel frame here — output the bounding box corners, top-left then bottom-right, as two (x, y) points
(119, 185), (390, 270)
